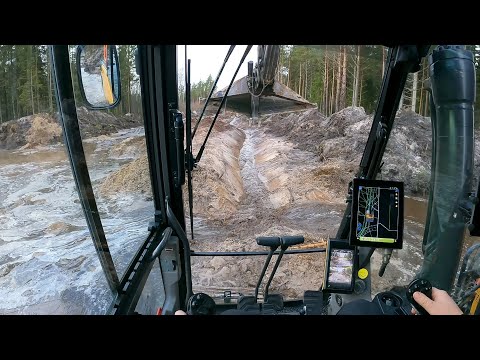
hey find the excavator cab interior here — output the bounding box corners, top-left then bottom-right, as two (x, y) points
(49, 44), (480, 315)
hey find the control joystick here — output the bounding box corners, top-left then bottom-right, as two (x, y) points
(186, 293), (216, 315)
(406, 278), (433, 315)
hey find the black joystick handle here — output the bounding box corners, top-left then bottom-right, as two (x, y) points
(406, 278), (433, 315)
(186, 293), (216, 315)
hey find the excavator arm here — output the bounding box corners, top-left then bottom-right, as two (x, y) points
(250, 45), (280, 92)
(211, 45), (315, 118)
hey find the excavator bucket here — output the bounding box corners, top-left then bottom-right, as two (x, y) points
(210, 75), (316, 117)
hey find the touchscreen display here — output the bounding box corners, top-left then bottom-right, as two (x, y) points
(350, 179), (404, 249)
(326, 248), (354, 291)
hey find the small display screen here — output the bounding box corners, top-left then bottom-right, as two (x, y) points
(326, 249), (354, 290)
(350, 179), (404, 249)
(324, 240), (356, 294)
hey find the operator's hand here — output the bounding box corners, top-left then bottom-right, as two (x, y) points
(175, 310), (187, 315)
(410, 287), (463, 315)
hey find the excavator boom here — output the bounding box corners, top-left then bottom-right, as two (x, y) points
(211, 45), (316, 117)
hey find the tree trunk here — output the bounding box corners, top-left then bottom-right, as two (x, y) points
(359, 67), (363, 106)
(330, 54), (335, 115)
(340, 46), (347, 109)
(0, 66), (3, 123)
(287, 55), (291, 88)
(335, 47), (342, 112)
(30, 65), (35, 114)
(323, 47), (328, 114)
(10, 47), (16, 120)
(35, 47), (40, 113)
(30, 47), (35, 115)
(127, 45), (132, 113)
(2, 68), (6, 122)
(278, 47), (283, 84)
(0, 78), (3, 122)
(424, 91), (429, 117)
(412, 71), (418, 112)
(310, 60), (312, 100)
(305, 60), (308, 100)
(297, 63), (302, 96)
(419, 59), (426, 116)
(352, 59), (357, 106)
(47, 48), (53, 113)
(353, 45), (361, 107)
(382, 46), (386, 78)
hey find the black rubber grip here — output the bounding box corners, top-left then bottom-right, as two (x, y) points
(406, 278), (433, 315)
(256, 236), (281, 247)
(281, 236), (304, 246)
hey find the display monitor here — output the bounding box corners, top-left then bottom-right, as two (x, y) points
(350, 178), (404, 249)
(323, 240), (356, 294)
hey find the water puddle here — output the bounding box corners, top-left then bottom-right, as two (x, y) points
(0, 127), (153, 314)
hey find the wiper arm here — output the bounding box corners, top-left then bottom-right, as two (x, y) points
(194, 45), (253, 165)
(185, 56), (194, 239)
(192, 45), (236, 140)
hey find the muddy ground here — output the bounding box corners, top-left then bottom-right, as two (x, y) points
(3, 104), (479, 309)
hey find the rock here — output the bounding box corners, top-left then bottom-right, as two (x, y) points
(210, 257), (226, 271)
(238, 258), (253, 273)
(55, 256), (87, 271)
(269, 189), (292, 209)
(45, 222), (84, 236)
(0, 262), (19, 277)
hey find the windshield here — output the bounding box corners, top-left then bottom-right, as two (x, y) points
(2, 44), (480, 314)
(176, 45), (386, 301)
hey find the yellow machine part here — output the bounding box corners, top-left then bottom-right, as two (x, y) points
(469, 287), (480, 315)
(100, 64), (114, 105)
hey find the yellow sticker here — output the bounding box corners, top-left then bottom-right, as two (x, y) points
(358, 268), (369, 279)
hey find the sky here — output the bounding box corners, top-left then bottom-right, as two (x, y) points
(177, 45), (258, 90)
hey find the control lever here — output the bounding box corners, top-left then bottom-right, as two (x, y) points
(379, 248), (393, 277)
(254, 236), (281, 303)
(263, 236), (304, 300)
(150, 227), (172, 261)
(406, 278), (433, 315)
(186, 292), (216, 315)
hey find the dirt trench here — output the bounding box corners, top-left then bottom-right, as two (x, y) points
(187, 113), (345, 300)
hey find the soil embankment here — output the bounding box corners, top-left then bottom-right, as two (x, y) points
(263, 107), (438, 197)
(0, 107), (142, 150)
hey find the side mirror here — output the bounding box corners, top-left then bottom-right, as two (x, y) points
(76, 45), (121, 109)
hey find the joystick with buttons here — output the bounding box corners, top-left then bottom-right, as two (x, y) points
(406, 278), (433, 315)
(186, 293), (216, 315)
